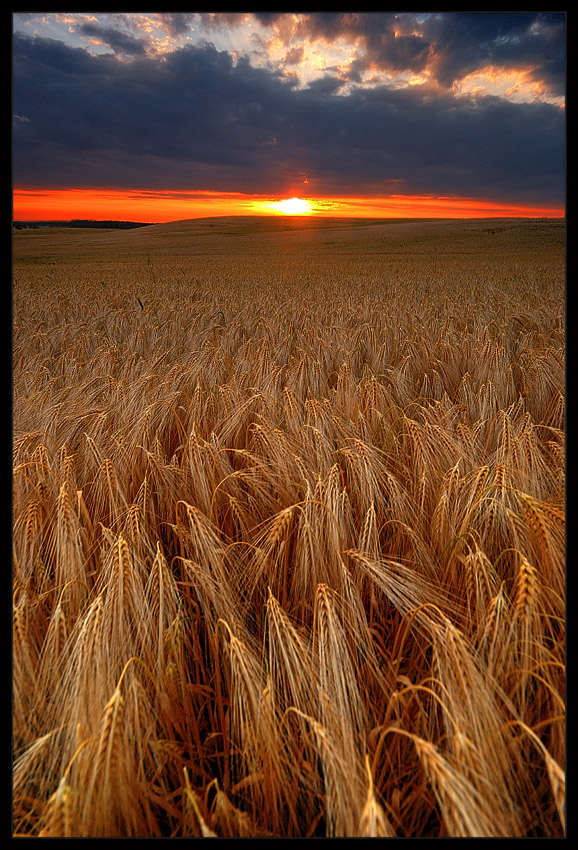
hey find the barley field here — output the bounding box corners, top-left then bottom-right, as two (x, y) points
(12, 216), (565, 837)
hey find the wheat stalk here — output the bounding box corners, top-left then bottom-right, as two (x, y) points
(13, 218), (565, 838)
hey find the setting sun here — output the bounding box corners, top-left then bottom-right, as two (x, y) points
(269, 197), (313, 215)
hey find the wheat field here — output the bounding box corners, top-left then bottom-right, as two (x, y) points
(12, 216), (565, 837)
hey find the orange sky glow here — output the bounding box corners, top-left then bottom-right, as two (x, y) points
(13, 188), (564, 223)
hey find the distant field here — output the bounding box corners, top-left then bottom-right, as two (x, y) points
(13, 213), (565, 261)
(13, 217), (565, 838)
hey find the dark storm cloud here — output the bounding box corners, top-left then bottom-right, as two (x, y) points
(296, 84), (564, 205)
(12, 27), (565, 206)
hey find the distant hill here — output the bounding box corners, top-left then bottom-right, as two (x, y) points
(13, 219), (154, 230)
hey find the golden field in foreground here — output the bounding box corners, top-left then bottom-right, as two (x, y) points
(13, 217), (565, 837)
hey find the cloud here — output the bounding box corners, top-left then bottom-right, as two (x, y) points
(422, 12), (565, 96)
(154, 13), (197, 37)
(283, 45), (305, 66)
(77, 21), (148, 56)
(253, 11), (565, 97)
(303, 12), (432, 75)
(12, 25), (565, 207)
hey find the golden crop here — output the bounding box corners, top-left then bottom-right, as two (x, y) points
(13, 216), (565, 837)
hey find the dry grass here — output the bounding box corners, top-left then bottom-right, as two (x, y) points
(12, 216), (565, 837)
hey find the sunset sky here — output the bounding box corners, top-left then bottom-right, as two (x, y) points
(12, 12), (566, 222)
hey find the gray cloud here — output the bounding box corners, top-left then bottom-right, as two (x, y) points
(77, 22), (148, 57)
(12, 18), (565, 207)
(155, 13), (197, 37)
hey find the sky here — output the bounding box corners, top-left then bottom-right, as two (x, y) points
(12, 12), (566, 221)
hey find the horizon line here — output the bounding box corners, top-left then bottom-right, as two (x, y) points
(12, 187), (565, 223)
(13, 212), (566, 226)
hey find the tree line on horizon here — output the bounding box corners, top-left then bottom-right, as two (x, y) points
(13, 219), (153, 230)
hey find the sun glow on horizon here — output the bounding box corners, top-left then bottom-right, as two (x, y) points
(264, 197), (313, 215)
(12, 187), (565, 223)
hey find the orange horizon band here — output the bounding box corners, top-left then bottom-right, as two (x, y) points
(12, 187), (565, 222)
